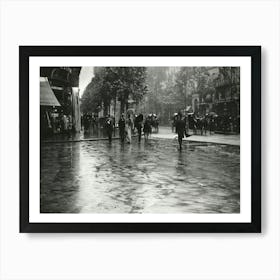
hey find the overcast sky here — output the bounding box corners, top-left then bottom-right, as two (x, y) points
(79, 67), (94, 96)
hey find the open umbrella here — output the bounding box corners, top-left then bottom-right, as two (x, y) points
(185, 106), (193, 113)
(126, 108), (134, 115)
(208, 112), (218, 117)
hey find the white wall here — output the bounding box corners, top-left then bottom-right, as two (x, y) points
(0, 0), (279, 279)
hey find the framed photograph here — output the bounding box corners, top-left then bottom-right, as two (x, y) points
(20, 46), (261, 233)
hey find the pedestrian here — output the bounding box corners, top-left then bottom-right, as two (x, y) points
(143, 116), (151, 141)
(200, 115), (207, 135)
(105, 115), (114, 143)
(61, 114), (68, 136)
(209, 116), (215, 135)
(172, 113), (178, 133)
(118, 113), (126, 143)
(126, 114), (133, 144)
(175, 112), (188, 150)
(153, 114), (159, 133)
(135, 113), (144, 142)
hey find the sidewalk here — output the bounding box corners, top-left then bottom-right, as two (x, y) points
(42, 126), (240, 146)
(151, 126), (240, 146)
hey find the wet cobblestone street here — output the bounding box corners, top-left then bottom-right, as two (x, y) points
(40, 139), (240, 213)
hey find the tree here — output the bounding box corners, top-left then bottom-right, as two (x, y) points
(145, 67), (182, 123)
(80, 67), (147, 116)
(145, 67), (168, 114)
(196, 73), (208, 101)
(112, 67), (147, 113)
(175, 67), (197, 108)
(80, 77), (102, 114)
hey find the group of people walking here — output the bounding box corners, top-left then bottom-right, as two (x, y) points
(172, 112), (240, 135)
(104, 111), (190, 151)
(104, 113), (154, 144)
(103, 110), (194, 151)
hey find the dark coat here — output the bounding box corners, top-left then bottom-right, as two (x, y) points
(143, 120), (152, 133)
(175, 119), (186, 138)
(105, 118), (114, 132)
(135, 114), (143, 128)
(118, 118), (126, 130)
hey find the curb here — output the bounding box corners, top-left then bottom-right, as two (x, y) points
(151, 135), (240, 147)
(42, 134), (240, 147)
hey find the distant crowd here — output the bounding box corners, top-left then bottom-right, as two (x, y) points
(171, 111), (239, 150)
(82, 113), (159, 143)
(41, 111), (75, 138)
(81, 111), (239, 149)
(171, 112), (240, 135)
(41, 108), (239, 147)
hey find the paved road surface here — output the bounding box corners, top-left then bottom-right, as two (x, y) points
(41, 138), (240, 214)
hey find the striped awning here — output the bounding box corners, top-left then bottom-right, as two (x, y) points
(40, 77), (61, 106)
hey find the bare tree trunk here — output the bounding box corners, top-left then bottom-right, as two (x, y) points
(114, 97), (116, 118)
(103, 102), (109, 116)
(120, 100), (125, 114)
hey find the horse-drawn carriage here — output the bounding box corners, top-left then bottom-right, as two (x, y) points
(188, 112), (218, 135)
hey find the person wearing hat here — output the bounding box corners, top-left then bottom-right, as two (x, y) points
(118, 113), (126, 143)
(175, 112), (189, 150)
(135, 113), (144, 142)
(126, 114), (133, 144)
(105, 115), (114, 143)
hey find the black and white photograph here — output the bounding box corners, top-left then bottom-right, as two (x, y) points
(40, 66), (241, 214)
(19, 46), (260, 232)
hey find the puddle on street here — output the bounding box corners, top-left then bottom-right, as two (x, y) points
(40, 139), (240, 213)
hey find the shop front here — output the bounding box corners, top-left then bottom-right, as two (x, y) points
(40, 77), (61, 138)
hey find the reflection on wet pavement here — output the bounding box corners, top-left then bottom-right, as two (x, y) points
(40, 139), (240, 213)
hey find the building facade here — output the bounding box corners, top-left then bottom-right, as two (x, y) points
(40, 67), (82, 136)
(191, 67), (240, 118)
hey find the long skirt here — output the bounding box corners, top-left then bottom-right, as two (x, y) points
(126, 127), (132, 143)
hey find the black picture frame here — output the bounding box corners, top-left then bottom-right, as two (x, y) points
(20, 46), (261, 233)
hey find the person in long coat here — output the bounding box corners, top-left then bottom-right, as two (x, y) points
(118, 114), (126, 143)
(175, 112), (187, 150)
(143, 116), (152, 141)
(126, 114), (133, 144)
(105, 115), (114, 143)
(135, 113), (144, 142)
